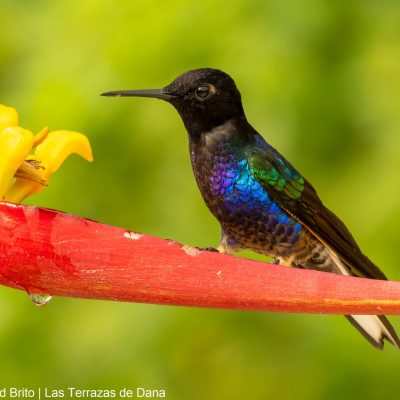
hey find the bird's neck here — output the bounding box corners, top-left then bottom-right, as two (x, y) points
(189, 116), (255, 191)
(189, 116), (253, 160)
(179, 103), (246, 139)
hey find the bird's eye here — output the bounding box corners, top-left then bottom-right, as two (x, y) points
(195, 84), (212, 99)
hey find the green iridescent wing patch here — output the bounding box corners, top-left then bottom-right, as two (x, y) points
(250, 152), (305, 201)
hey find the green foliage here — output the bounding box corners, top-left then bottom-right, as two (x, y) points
(1, 0), (400, 399)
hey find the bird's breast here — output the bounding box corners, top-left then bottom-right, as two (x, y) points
(192, 149), (302, 256)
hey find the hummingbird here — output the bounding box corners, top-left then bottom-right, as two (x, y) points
(102, 68), (399, 349)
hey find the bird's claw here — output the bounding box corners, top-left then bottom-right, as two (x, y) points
(199, 246), (219, 253)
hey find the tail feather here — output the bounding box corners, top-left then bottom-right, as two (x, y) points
(346, 315), (400, 349)
(320, 248), (399, 349)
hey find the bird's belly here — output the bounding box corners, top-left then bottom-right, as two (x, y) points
(217, 197), (302, 257)
(203, 160), (303, 257)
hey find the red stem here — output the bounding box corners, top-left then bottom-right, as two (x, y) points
(0, 202), (400, 314)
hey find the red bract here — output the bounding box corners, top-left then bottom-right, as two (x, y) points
(0, 201), (400, 313)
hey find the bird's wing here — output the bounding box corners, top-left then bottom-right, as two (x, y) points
(249, 149), (386, 280)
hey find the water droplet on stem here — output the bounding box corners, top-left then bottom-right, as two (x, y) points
(29, 293), (52, 307)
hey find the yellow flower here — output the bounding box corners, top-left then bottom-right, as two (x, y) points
(0, 104), (93, 203)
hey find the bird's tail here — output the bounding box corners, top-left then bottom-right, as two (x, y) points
(325, 248), (400, 349)
(346, 315), (399, 349)
(296, 246), (400, 349)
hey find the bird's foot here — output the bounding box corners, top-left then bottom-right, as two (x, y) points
(199, 246), (219, 252)
(292, 260), (306, 269)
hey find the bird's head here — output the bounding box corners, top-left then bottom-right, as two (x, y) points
(102, 68), (245, 138)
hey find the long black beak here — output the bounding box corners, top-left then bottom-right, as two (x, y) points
(101, 88), (174, 101)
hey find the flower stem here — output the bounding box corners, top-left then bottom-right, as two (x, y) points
(0, 202), (400, 314)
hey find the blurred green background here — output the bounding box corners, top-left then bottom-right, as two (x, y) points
(1, 0), (400, 399)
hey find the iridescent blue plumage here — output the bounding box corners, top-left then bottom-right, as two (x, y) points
(190, 124), (303, 258)
(208, 153), (302, 252)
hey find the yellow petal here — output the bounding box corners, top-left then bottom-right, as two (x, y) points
(14, 160), (47, 184)
(0, 104), (19, 132)
(5, 156), (48, 203)
(32, 126), (49, 147)
(5, 130), (93, 203)
(0, 127), (33, 200)
(34, 130), (93, 175)
(4, 177), (44, 204)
